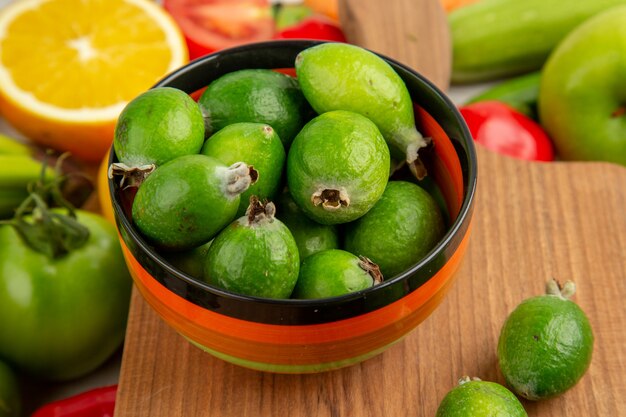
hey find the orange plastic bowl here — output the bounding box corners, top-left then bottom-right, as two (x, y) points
(109, 40), (477, 373)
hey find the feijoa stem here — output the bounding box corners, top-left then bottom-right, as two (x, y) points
(393, 127), (431, 180)
(546, 279), (576, 299)
(312, 187), (350, 211)
(108, 162), (155, 189)
(458, 376), (482, 385)
(358, 256), (384, 284)
(223, 162), (258, 197)
(245, 196), (275, 225)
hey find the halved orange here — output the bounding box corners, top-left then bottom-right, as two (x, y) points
(0, 0), (188, 162)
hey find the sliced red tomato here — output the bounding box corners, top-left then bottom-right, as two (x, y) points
(163, 0), (275, 60)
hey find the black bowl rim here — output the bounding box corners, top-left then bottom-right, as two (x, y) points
(108, 39), (477, 324)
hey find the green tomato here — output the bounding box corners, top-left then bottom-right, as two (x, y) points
(0, 361), (20, 417)
(0, 210), (132, 381)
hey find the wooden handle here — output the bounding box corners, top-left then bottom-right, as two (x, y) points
(338, 0), (452, 91)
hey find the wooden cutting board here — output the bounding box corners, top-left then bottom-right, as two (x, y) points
(113, 146), (626, 416)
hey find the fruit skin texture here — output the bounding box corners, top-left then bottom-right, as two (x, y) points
(295, 43), (427, 175)
(497, 288), (594, 400)
(204, 201), (300, 299)
(275, 191), (339, 260)
(286, 110), (390, 225)
(132, 154), (247, 251)
(292, 249), (379, 299)
(201, 122), (286, 217)
(449, 0), (626, 83)
(114, 87), (205, 167)
(538, 5), (626, 166)
(0, 210), (131, 381)
(435, 379), (528, 417)
(344, 181), (445, 278)
(198, 69), (312, 147)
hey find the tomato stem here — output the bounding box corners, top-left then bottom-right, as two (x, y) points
(0, 152), (90, 259)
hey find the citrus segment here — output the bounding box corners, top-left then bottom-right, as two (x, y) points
(0, 0), (188, 162)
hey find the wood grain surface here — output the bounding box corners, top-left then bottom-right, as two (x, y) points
(114, 147), (626, 416)
(338, 0), (452, 92)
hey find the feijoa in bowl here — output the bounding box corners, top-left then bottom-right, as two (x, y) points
(108, 40), (477, 373)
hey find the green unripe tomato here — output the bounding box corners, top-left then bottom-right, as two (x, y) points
(132, 154), (255, 251)
(0, 210), (131, 381)
(344, 181), (445, 278)
(114, 87), (205, 167)
(286, 110), (390, 225)
(292, 249), (382, 299)
(204, 197), (300, 299)
(201, 122), (286, 217)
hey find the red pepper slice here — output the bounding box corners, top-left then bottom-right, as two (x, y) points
(274, 17), (346, 42)
(30, 385), (117, 417)
(459, 101), (555, 161)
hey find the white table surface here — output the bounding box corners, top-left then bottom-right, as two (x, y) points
(0, 0), (490, 411)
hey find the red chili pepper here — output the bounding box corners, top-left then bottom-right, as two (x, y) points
(273, 17), (346, 42)
(459, 100), (555, 161)
(30, 385), (117, 417)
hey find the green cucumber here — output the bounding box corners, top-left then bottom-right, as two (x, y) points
(450, 0), (626, 83)
(466, 71), (541, 120)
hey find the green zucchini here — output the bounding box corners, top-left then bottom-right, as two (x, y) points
(450, 0), (626, 83)
(466, 71), (541, 120)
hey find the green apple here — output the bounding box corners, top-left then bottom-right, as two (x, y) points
(539, 5), (626, 166)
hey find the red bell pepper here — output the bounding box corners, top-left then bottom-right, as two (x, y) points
(274, 17), (346, 42)
(30, 385), (117, 417)
(459, 101), (555, 161)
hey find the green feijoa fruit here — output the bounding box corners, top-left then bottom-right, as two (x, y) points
(295, 43), (430, 179)
(275, 190), (339, 259)
(436, 377), (528, 417)
(497, 280), (594, 401)
(292, 249), (382, 299)
(113, 87), (205, 169)
(198, 69), (312, 147)
(204, 197), (300, 299)
(286, 110), (390, 225)
(132, 154), (256, 251)
(201, 122), (286, 217)
(344, 180), (445, 278)
(162, 240), (213, 280)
